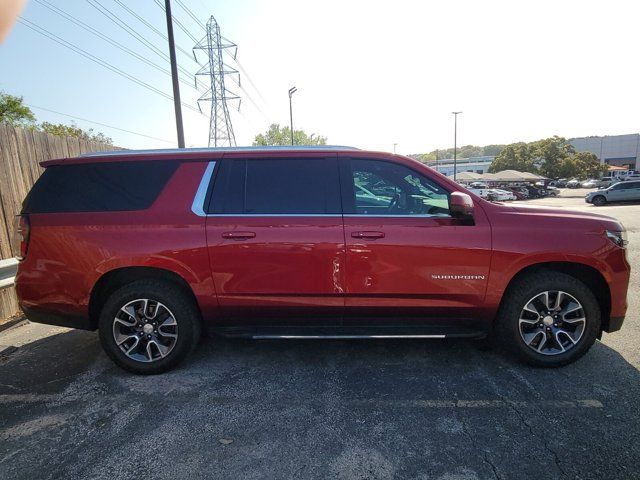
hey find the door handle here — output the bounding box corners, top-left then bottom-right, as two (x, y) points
(222, 231), (256, 240)
(351, 231), (385, 239)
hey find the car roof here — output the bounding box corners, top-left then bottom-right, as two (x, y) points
(41, 145), (363, 167)
(79, 145), (360, 158)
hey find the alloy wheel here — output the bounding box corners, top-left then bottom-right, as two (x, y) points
(112, 298), (178, 363)
(518, 290), (586, 356)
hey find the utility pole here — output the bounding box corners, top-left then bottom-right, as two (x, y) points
(452, 112), (462, 181)
(164, 0), (184, 148)
(288, 87), (297, 145)
(393, 143), (398, 154)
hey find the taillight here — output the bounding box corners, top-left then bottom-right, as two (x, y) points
(15, 215), (30, 260)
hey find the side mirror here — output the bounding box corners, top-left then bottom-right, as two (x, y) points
(450, 191), (474, 222)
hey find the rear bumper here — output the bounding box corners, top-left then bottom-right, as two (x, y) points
(22, 306), (95, 331)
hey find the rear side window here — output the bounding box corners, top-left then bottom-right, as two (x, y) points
(209, 158), (341, 214)
(22, 161), (178, 213)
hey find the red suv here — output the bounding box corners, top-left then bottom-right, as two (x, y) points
(15, 147), (630, 374)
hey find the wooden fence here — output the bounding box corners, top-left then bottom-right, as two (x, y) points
(0, 123), (117, 320)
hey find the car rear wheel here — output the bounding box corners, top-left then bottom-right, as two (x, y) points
(496, 271), (600, 367)
(98, 280), (201, 374)
(592, 195), (607, 206)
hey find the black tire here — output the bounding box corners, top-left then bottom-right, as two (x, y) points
(496, 271), (600, 367)
(98, 279), (201, 374)
(592, 195), (607, 206)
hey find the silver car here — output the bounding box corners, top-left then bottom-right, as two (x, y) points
(585, 180), (640, 206)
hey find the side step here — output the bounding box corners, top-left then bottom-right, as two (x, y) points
(251, 334), (446, 340)
(210, 325), (486, 340)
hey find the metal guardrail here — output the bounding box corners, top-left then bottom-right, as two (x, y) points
(0, 258), (18, 290)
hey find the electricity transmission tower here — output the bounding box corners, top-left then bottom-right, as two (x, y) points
(193, 16), (240, 147)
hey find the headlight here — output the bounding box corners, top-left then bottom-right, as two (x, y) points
(606, 230), (628, 248)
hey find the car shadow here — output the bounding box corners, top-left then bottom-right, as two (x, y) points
(1, 329), (639, 479)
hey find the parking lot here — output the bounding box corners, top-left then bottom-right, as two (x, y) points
(0, 190), (638, 480)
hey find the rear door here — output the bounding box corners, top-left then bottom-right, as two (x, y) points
(624, 181), (640, 201)
(340, 157), (492, 329)
(204, 154), (345, 324)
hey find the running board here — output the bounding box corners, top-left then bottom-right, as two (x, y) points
(251, 334), (446, 339)
(211, 325), (486, 339)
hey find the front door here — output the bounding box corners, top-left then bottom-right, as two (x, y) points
(205, 155), (345, 325)
(606, 183), (628, 202)
(340, 157), (492, 330)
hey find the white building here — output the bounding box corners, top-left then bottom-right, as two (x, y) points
(569, 134), (639, 171)
(431, 156), (494, 176)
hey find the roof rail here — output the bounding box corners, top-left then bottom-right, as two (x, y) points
(79, 145), (360, 158)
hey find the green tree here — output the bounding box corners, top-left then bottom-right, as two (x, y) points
(417, 144), (505, 163)
(532, 136), (575, 178)
(40, 121), (113, 145)
(490, 137), (607, 179)
(253, 123), (327, 146)
(0, 92), (36, 127)
(489, 142), (537, 173)
(483, 144), (505, 156)
(570, 151), (607, 180)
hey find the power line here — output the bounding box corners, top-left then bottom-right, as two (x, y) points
(33, 0), (200, 93)
(234, 56), (270, 109)
(86, 0), (208, 96)
(17, 17), (201, 114)
(86, 0), (170, 64)
(112, 0), (201, 66)
(152, 0), (200, 45)
(174, 0), (206, 31)
(28, 104), (175, 144)
(85, 0), (198, 84)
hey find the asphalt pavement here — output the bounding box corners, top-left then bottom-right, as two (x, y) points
(1, 191), (639, 480)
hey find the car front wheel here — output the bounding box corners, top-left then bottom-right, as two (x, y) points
(496, 271), (600, 367)
(592, 195), (607, 206)
(98, 280), (201, 374)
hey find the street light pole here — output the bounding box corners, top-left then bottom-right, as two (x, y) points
(393, 143), (398, 154)
(288, 86), (297, 145)
(452, 111), (462, 181)
(164, 0), (184, 148)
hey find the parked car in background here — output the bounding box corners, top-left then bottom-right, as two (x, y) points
(598, 177), (617, 189)
(490, 188), (516, 201)
(581, 179), (599, 189)
(505, 187), (528, 200)
(523, 185), (546, 198)
(566, 179), (581, 189)
(551, 178), (568, 188)
(585, 180), (640, 206)
(16, 146), (630, 373)
(468, 187), (491, 200)
(545, 186), (560, 197)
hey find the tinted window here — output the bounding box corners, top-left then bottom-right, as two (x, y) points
(346, 159), (449, 216)
(22, 161), (178, 214)
(611, 182), (635, 190)
(209, 158), (341, 214)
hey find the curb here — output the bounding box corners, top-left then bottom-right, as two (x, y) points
(0, 316), (27, 334)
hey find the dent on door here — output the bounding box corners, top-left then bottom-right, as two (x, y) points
(344, 215), (492, 316)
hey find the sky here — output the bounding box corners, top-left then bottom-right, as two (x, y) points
(1, 0), (639, 155)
